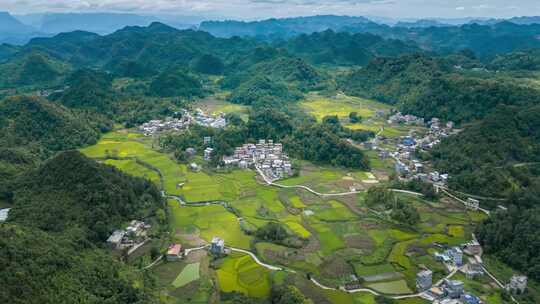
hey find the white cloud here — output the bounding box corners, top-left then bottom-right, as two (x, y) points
(1, 0), (539, 19)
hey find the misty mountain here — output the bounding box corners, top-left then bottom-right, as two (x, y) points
(15, 13), (203, 35)
(0, 11), (41, 45)
(199, 15), (376, 39)
(394, 19), (451, 28)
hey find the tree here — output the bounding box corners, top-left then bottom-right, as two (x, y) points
(365, 186), (396, 208)
(349, 112), (362, 123)
(271, 286), (313, 304)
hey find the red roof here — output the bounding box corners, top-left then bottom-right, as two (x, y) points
(167, 244), (182, 255)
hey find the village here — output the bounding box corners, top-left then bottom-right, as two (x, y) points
(138, 108), (227, 136)
(222, 139), (293, 181)
(367, 112), (460, 186)
(412, 237), (528, 304)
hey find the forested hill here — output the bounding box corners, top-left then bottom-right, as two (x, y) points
(276, 30), (421, 66)
(1, 151), (163, 303)
(339, 53), (540, 123)
(0, 96), (104, 200)
(430, 105), (540, 198)
(199, 15), (376, 39)
(0, 96), (100, 154)
(8, 150), (161, 242)
(200, 15), (540, 59)
(21, 22), (258, 69)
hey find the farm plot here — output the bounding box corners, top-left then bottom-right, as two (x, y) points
(172, 263), (201, 288)
(168, 200), (252, 249)
(216, 253), (271, 298)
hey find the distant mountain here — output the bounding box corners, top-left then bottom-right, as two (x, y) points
(508, 16), (540, 25)
(15, 12), (202, 35)
(394, 19), (450, 28)
(199, 15), (376, 39)
(345, 21), (540, 59)
(38, 13), (158, 35)
(23, 22), (257, 69)
(0, 11), (41, 44)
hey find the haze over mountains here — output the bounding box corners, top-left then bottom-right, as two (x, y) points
(2, 11), (540, 45)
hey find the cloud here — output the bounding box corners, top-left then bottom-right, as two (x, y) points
(1, 0), (539, 19)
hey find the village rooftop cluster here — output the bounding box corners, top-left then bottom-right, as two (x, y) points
(138, 109), (227, 136)
(370, 112), (458, 185)
(222, 139), (293, 181)
(412, 238), (528, 304)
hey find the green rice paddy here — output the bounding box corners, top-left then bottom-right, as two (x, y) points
(216, 253), (271, 298)
(172, 263), (200, 288)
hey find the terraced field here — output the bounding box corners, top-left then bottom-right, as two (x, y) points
(81, 130), (490, 303)
(216, 253), (271, 298)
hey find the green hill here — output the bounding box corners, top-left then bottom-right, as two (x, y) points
(0, 51), (69, 87)
(0, 96), (99, 153)
(339, 54), (540, 123)
(55, 69), (117, 113)
(0, 223), (159, 304)
(8, 150), (161, 242)
(148, 67), (204, 98)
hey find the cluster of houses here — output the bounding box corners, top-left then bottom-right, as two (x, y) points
(138, 109), (227, 136)
(388, 112), (426, 126)
(417, 268), (483, 304)
(139, 117), (189, 136)
(106, 220), (151, 251)
(192, 109), (227, 129)
(372, 115), (457, 186)
(222, 139), (293, 181)
(417, 238), (528, 303)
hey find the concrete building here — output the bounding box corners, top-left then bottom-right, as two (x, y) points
(0, 208), (10, 222)
(447, 247), (463, 266)
(416, 269), (433, 291)
(210, 237), (225, 255)
(508, 275), (528, 294)
(166, 244), (183, 262)
(462, 258), (484, 279)
(444, 279), (464, 298)
(185, 148), (197, 158)
(204, 148), (214, 161)
(107, 230), (126, 249)
(465, 198), (480, 211)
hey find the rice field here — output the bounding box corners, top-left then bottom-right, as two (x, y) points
(168, 200), (252, 249)
(216, 253), (271, 298)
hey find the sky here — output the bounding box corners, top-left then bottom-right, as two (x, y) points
(1, 0), (540, 20)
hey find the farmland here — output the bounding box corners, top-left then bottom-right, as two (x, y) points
(78, 97), (500, 303)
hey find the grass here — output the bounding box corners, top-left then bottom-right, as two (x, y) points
(289, 196), (307, 208)
(172, 263), (200, 288)
(104, 159), (161, 183)
(354, 263), (396, 277)
(312, 200), (358, 222)
(216, 253), (271, 298)
(366, 279), (413, 295)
